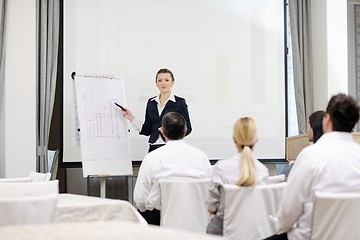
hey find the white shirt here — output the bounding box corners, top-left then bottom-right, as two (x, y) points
(133, 139), (212, 212)
(207, 153), (269, 218)
(277, 132), (360, 240)
(130, 93), (176, 145)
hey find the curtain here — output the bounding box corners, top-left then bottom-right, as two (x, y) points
(36, 0), (60, 173)
(0, 0), (5, 115)
(355, 5), (360, 132)
(289, 0), (314, 134)
(0, 0), (5, 176)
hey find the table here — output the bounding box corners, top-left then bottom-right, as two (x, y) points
(54, 194), (146, 225)
(0, 221), (223, 240)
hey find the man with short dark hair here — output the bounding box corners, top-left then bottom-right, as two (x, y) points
(134, 112), (211, 225)
(266, 93), (360, 240)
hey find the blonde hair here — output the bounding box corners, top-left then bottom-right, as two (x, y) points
(233, 117), (258, 187)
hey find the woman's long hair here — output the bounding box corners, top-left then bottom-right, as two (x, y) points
(234, 117), (258, 187)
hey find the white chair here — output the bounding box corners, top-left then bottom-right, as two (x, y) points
(223, 182), (286, 240)
(311, 192), (360, 240)
(0, 194), (58, 226)
(0, 171), (51, 183)
(0, 177), (32, 183)
(266, 174), (286, 184)
(29, 171), (51, 182)
(0, 180), (59, 197)
(159, 178), (211, 233)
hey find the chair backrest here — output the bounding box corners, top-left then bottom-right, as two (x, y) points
(0, 180), (59, 197)
(223, 182), (286, 240)
(0, 194), (58, 226)
(159, 178), (211, 233)
(266, 174), (286, 184)
(311, 192), (360, 240)
(0, 177), (32, 183)
(29, 171), (51, 182)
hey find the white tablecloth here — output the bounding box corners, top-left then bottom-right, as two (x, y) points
(0, 221), (223, 240)
(54, 194), (146, 225)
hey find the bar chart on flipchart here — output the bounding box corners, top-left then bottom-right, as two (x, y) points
(74, 74), (130, 162)
(81, 97), (123, 139)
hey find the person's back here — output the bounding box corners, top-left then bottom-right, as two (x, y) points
(206, 117), (269, 236)
(133, 112), (211, 225)
(211, 153), (268, 187)
(138, 139), (211, 211)
(283, 132), (360, 239)
(151, 140), (211, 180)
(307, 133), (360, 192)
(270, 93), (360, 240)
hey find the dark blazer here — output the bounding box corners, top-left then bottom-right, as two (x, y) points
(140, 95), (192, 144)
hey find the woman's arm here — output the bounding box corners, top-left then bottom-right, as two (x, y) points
(120, 107), (143, 133)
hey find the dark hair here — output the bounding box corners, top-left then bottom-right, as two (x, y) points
(308, 110), (325, 143)
(312, 116), (324, 143)
(155, 69), (175, 82)
(309, 110), (325, 127)
(326, 93), (360, 132)
(162, 112), (186, 140)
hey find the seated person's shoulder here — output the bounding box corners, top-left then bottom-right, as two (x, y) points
(213, 157), (233, 168)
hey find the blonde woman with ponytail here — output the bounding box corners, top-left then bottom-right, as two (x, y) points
(206, 117), (269, 236)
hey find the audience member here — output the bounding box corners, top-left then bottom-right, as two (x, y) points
(276, 110), (326, 177)
(206, 117), (269, 236)
(265, 93), (360, 240)
(133, 112), (211, 225)
(307, 110), (325, 143)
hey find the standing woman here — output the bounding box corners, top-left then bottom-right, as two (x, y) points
(206, 117), (269, 236)
(121, 68), (192, 152)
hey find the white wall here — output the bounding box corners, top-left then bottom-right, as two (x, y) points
(327, 0), (348, 95)
(312, 0), (348, 110)
(0, 0), (36, 177)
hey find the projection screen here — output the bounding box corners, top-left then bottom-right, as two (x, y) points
(63, 0), (286, 162)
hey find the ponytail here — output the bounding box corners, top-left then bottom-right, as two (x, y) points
(233, 117), (258, 187)
(236, 146), (256, 187)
